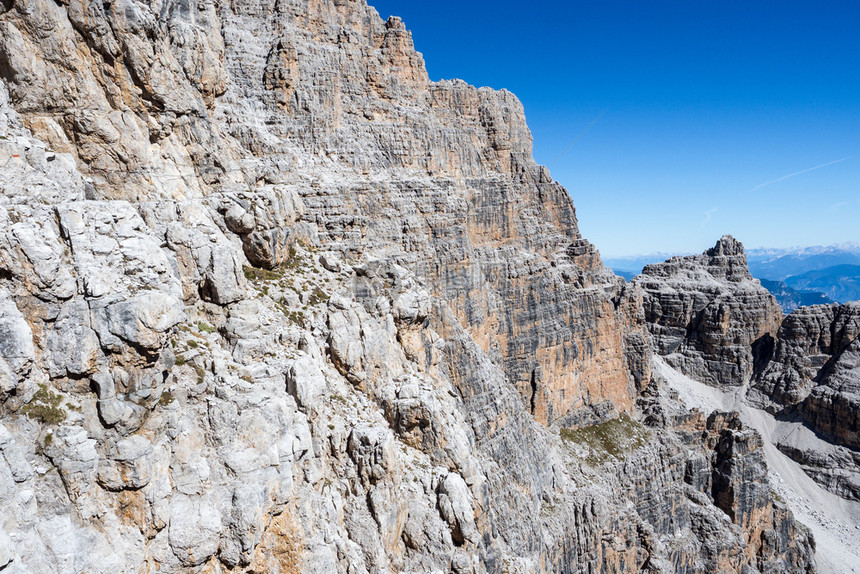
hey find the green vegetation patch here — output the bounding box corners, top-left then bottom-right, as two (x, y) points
(275, 306), (305, 327)
(158, 390), (175, 406)
(243, 245), (307, 284)
(287, 310), (305, 327)
(197, 322), (217, 334)
(283, 245), (304, 271)
(330, 394), (348, 406)
(308, 286), (329, 306)
(22, 383), (67, 425)
(193, 364), (206, 385)
(243, 265), (285, 282)
(560, 413), (650, 465)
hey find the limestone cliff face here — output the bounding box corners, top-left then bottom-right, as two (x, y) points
(633, 236), (783, 388)
(751, 302), (860, 414)
(0, 1), (815, 572)
(745, 301), (860, 499)
(0, 0), (642, 427)
(641, 236), (860, 508)
(802, 332), (860, 449)
(673, 410), (813, 572)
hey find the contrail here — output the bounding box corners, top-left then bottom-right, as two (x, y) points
(548, 111), (606, 168)
(749, 157), (851, 193)
(700, 207), (718, 227)
(828, 197), (860, 211)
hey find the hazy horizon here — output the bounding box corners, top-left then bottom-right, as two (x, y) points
(603, 239), (860, 261)
(368, 1), (860, 258)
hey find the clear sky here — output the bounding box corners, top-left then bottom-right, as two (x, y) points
(367, 1), (860, 257)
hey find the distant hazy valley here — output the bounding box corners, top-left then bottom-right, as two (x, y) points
(608, 243), (860, 311)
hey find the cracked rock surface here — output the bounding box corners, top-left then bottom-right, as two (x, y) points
(640, 236), (860, 513)
(0, 1), (824, 572)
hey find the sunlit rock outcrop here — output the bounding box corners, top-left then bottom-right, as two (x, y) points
(0, 1), (820, 572)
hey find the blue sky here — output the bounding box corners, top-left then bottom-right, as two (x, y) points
(368, 1), (860, 257)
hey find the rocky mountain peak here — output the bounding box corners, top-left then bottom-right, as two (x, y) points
(642, 232), (860, 526)
(704, 234), (752, 282)
(0, 0), (839, 572)
(386, 15), (406, 30)
(707, 234), (745, 257)
(641, 234), (754, 284)
(635, 236), (782, 387)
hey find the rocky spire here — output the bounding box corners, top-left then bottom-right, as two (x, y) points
(635, 235), (782, 387)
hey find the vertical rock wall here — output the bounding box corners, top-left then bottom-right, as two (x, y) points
(0, 1), (817, 572)
(634, 235), (783, 388)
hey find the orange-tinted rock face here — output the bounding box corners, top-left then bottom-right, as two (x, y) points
(0, 1), (819, 572)
(0, 0), (646, 423)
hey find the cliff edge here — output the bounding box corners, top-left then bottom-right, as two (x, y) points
(0, 1), (817, 572)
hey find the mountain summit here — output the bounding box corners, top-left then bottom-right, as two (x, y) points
(1, 1), (855, 572)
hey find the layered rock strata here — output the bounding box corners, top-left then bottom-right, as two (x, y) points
(751, 303), (860, 415)
(0, 0), (647, 426)
(633, 236), (783, 388)
(802, 333), (860, 450)
(640, 237), (860, 505)
(748, 301), (860, 500)
(0, 1), (816, 572)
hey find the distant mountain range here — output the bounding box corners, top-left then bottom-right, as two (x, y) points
(758, 279), (834, 313)
(613, 269), (638, 281)
(746, 243), (860, 281)
(782, 264), (860, 304)
(607, 242), (860, 308)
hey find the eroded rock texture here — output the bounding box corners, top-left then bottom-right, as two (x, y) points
(747, 301), (860, 499)
(0, 0), (816, 572)
(677, 410), (814, 573)
(751, 303), (860, 413)
(802, 334), (860, 450)
(633, 236), (783, 388)
(640, 235), (860, 506)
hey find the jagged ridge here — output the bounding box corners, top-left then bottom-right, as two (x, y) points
(0, 1), (819, 573)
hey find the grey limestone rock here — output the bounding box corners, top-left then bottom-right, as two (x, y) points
(802, 335), (860, 450)
(97, 435), (155, 491)
(104, 292), (183, 350)
(743, 301), (860, 498)
(286, 354), (327, 411)
(347, 424), (398, 486)
(0, 289), (34, 390)
(634, 235), (783, 388)
(750, 302), (860, 413)
(0, 1), (822, 572)
(45, 426), (100, 502)
(641, 240), (860, 505)
(776, 437), (860, 501)
(199, 243), (247, 305)
(45, 300), (103, 378)
(167, 493), (224, 566)
(437, 471), (480, 546)
(750, 301), (860, 459)
(224, 204), (256, 235)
